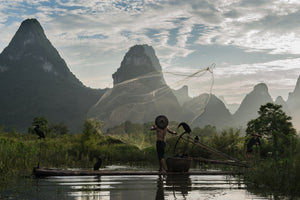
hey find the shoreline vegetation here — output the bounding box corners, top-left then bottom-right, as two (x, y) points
(1, 103), (300, 198)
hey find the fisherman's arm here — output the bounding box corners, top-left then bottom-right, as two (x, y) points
(167, 128), (177, 135)
(151, 125), (157, 130)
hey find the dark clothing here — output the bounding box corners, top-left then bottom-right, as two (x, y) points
(156, 140), (166, 160)
(247, 137), (261, 153)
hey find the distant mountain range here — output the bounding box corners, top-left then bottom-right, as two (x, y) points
(0, 19), (105, 131)
(1, 19), (300, 132)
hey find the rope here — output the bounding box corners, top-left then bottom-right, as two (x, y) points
(189, 64), (215, 126)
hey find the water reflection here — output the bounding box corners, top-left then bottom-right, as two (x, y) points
(156, 176), (164, 200)
(167, 174), (191, 198)
(2, 173), (274, 200)
(155, 174), (192, 199)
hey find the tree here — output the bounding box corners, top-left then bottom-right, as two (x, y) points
(210, 128), (242, 157)
(79, 119), (104, 157)
(28, 116), (50, 135)
(192, 125), (217, 137)
(246, 103), (296, 159)
(50, 122), (69, 135)
(82, 118), (103, 140)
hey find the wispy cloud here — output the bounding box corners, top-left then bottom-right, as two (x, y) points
(1, 0), (300, 103)
(213, 58), (300, 102)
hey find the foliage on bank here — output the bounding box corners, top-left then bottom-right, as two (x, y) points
(243, 103), (300, 198)
(0, 118), (156, 190)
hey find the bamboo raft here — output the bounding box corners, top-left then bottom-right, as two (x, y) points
(33, 167), (242, 177)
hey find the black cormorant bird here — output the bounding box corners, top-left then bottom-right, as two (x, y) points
(177, 122), (191, 134)
(93, 156), (102, 170)
(194, 136), (199, 142)
(34, 124), (45, 168)
(34, 125), (45, 139)
(173, 122), (192, 154)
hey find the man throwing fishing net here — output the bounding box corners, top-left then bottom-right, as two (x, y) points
(151, 115), (177, 173)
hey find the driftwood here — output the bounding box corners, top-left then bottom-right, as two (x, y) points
(33, 167), (241, 177)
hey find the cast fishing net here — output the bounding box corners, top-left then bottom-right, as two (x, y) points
(91, 63), (215, 127)
(163, 63), (215, 126)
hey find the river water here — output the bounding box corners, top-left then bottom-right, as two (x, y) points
(1, 166), (274, 200)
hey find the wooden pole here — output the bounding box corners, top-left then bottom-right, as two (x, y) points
(182, 135), (247, 167)
(33, 168), (242, 177)
(193, 157), (248, 167)
(37, 139), (42, 168)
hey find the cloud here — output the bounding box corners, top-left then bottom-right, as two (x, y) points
(170, 0), (300, 55)
(1, 0), (300, 104)
(212, 58), (300, 102)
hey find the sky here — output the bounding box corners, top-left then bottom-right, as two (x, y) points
(1, 0), (300, 104)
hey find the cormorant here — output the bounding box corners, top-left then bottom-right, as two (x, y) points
(93, 157), (102, 170)
(178, 122), (191, 134)
(34, 125), (45, 139)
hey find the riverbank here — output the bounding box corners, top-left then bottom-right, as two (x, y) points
(2, 117), (300, 199)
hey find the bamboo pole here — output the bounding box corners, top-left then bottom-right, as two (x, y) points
(33, 167), (242, 177)
(193, 157), (248, 167)
(182, 135), (248, 167)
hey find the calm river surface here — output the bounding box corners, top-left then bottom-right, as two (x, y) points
(1, 166), (274, 200)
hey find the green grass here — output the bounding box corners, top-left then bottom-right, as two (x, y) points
(0, 129), (157, 190)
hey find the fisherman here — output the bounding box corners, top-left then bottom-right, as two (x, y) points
(151, 115), (177, 173)
(246, 133), (261, 157)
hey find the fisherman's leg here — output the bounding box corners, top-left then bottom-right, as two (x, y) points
(158, 158), (162, 171)
(160, 158), (167, 172)
(156, 141), (163, 171)
(158, 142), (167, 172)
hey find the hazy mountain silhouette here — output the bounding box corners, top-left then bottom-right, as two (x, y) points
(183, 94), (233, 129)
(287, 75), (300, 130)
(87, 44), (183, 128)
(0, 19), (105, 131)
(219, 96), (240, 114)
(172, 85), (191, 106)
(275, 96), (291, 116)
(233, 83), (273, 127)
